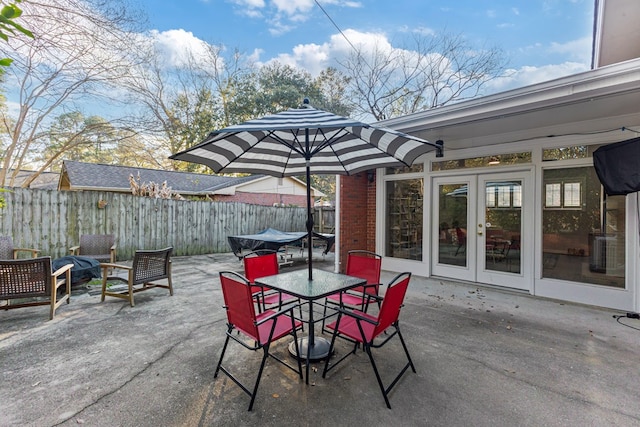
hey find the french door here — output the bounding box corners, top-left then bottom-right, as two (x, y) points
(432, 171), (532, 290)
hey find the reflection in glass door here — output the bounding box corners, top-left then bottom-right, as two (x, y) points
(432, 177), (476, 282)
(433, 172), (532, 290)
(437, 183), (469, 267)
(482, 180), (522, 275)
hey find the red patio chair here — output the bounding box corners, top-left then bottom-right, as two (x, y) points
(455, 227), (466, 256)
(215, 271), (303, 411)
(322, 250), (382, 332)
(322, 272), (416, 409)
(243, 250), (300, 314)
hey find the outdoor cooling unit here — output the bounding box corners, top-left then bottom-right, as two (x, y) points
(589, 234), (618, 273)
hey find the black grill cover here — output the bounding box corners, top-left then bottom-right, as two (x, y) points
(52, 255), (101, 285)
(593, 137), (640, 196)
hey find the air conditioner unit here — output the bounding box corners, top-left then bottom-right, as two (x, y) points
(589, 234), (618, 273)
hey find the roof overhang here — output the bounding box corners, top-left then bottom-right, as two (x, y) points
(378, 58), (640, 151)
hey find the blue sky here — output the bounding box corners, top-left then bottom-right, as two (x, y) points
(136, 0), (595, 92)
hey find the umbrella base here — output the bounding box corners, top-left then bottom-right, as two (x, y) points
(289, 336), (333, 360)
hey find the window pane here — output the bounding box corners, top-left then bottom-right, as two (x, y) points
(432, 152), (531, 171)
(497, 186), (510, 207)
(542, 146), (589, 161)
(542, 167), (625, 288)
(386, 179), (423, 260)
(486, 186), (495, 207)
(385, 164), (423, 175)
(564, 182), (581, 207)
(513, 185), (522, 207)
(437, 183), (467, 267)
(542, 145), (605, 161)
(545, 183), (561, 207)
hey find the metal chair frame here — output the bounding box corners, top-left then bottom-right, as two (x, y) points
(322, 272), (416, 409)
(215, 271), (303, 411)
(322, 250), (382, 332)
(243, 250), (302, 320)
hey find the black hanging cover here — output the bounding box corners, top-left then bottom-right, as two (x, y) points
(593, 136), (640, 196)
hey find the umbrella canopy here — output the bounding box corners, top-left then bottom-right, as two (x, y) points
(170, 100), (443, 279)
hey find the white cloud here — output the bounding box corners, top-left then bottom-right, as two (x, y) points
(548, 36), (592, 63)
(227, 0), (361, 34)
(248, 48), (264, 62)
(272, 0), (315, 16)
(486, 62), (590, 93)
(231, 0), (265, 8)
(410, 26), (436, 36)
(150, 29), (210, 68)
(268, 28), (392, 75)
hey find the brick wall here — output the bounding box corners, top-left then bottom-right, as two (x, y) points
(339, 172), (376, 271)
(212, 192), (307, 207)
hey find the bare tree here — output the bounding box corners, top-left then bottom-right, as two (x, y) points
(339, 32), (508, 121)
(122, 40), (260, 172)
(0, 0), (142, 187)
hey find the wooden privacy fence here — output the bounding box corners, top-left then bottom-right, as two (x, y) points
(314, 206), (335, 233)
(0, 188), (310, 260)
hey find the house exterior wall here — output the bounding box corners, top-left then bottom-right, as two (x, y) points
(237, 176), (318, 196)
(338, 173), (375, 272)
(211, 192), (307, 207)
(334, 3), (640, 311)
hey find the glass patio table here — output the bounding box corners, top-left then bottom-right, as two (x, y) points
(256, 268), (365, 383)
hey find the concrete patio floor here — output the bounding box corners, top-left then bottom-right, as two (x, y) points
(1, 251), (639, 426)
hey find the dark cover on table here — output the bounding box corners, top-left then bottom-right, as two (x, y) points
(227, 228), (335, 258)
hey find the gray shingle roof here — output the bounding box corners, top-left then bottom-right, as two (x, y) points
(61, 160), (263, 195)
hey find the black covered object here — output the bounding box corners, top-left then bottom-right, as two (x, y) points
(52, 255), (101, 285)
(593, 137), (640, 196)
(227, 228), (335, 259)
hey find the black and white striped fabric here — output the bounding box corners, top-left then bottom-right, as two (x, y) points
(170, 106), (440, 177)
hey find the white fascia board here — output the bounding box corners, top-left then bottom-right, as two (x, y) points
(378, 58), (640, 133)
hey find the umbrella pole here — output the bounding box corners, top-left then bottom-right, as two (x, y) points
(305, 129), (313, 281)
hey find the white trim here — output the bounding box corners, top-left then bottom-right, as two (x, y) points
(334, 175), (341, 273)
(379, 58), (640, 132)
(592, 0), (605, 68)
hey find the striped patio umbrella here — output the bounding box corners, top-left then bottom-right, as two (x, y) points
(170, 99), (443, 279)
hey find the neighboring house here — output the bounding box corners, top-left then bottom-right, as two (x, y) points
(338, 0), (640, 311)
(59, 160), (323, 207)
(1, 170), (60, 190)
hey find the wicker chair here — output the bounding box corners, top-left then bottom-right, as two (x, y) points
(69, 234), (116, 263)
(0, 236), (39, 259)
(100, 247), (173, 307)
(0, 257), (73, 320)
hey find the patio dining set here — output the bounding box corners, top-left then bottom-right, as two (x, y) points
(215, 249), (417, 411)
(1, 233), (417, 412)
